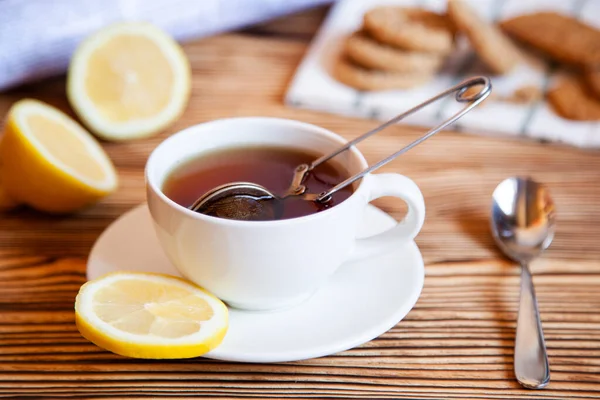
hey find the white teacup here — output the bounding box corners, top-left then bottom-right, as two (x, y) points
(146, 118), (425, 311)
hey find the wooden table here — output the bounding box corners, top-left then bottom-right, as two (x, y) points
(1, 6), (600, 399)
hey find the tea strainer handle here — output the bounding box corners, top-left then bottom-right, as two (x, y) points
(308, 76), (492, 203)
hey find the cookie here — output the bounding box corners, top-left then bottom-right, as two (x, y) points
(584, 69), (600, 99)
(447, 0), (521, 74)
(333, 58), (433, 91)
(363, 7), (454, 54)
(500, 12), (600, 68)
(547, 75), (600, 121)
(344, 31), (445, 73)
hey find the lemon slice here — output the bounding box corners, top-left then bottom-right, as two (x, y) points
(0, 99), (118, 213)
(75, 272), (228, 359)
(67, 22), (191, 141)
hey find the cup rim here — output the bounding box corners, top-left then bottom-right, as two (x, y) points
(145, 117), (369, 226)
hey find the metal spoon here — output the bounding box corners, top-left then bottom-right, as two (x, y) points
(491, 176), (554, 389)
(191, 76), (492, 219)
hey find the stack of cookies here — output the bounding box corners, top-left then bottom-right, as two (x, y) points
(334, 0), (523, 91)
(334, 7), (456, 91)
(331, 0), (600, 121)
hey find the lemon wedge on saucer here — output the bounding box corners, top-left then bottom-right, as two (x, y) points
(75, 272), (228, 359)
(67, 22), (191, 141)
(0, 99), (118, 214)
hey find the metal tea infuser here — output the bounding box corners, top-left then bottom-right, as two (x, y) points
(191, 76), (492, 220)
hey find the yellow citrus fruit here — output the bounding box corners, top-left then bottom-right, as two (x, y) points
(67, 22), (191, 141)
(0, 186), (20, 211)
(75, 272), (228, 359)
(0, 188), (19, 211)
(0, 99), (118, 213)
(0, 165), (20, 211)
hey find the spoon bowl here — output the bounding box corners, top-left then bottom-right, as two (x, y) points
(491, 177), (556, 262)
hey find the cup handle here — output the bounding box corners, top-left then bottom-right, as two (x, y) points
(347, 173), (425, 261)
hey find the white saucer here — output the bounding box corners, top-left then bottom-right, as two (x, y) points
(87, 204), (424, 363)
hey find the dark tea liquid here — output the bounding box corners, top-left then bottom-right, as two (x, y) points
(162, 146), (354, 220)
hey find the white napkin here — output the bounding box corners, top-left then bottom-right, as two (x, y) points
(285, 0), (600, 148)
(0, 0), (331, 91)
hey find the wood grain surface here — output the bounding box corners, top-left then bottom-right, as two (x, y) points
(1, 5), (600, 399)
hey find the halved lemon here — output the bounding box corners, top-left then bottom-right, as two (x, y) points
(67, 22), (191, 141)
(75, 272), (228, 359)
(0, 99), (118, 213)
(0, 165), (20, 211)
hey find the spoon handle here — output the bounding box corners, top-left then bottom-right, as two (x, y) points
(514, 263), (550, 389)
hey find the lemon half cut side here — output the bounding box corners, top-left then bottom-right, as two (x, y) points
(0, 99), (118, 213)
(67, 22), (191, 141)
